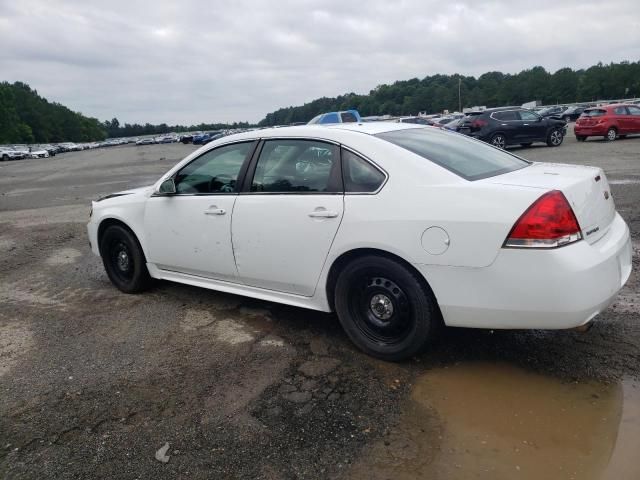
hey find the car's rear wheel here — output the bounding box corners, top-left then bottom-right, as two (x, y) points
(576, 135), (586, 142)
(606, 128), (617, 141)
(334, 255), (440, 361)
(490, 133), (506, 149)
(547, 128), (564, 147)
(520, 143), (532, 148)
(100, 224), (152, 293)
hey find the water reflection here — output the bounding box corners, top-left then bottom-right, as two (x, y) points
(350, 363), (639, 480)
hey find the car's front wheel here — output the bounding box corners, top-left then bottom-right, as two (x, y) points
(576, 135), (586, 142)
(99, 224), (152, 293)
(334, 255), (440, 361)
(490, 133), (506, 149)
(547, 128), (564, 147)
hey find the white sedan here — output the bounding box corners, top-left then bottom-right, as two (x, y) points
(87, 123), (632, 360)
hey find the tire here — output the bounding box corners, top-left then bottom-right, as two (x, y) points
(546, 128), (564, 147)
(334, 255), (440, 361)
(490, 133), (506, 149)
(605, 128), (617, 141)
(1, 154), (8, 161)
(576, 135), (586, 142)
(520, 143), (533, 148)
(99, 224), (152, 293)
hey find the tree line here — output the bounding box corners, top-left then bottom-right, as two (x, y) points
(0, 82), (106, 143)
(258, 61), (640, 126)
(102, 118), (253, 139)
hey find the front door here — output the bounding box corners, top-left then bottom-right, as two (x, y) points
(144, 141), (255, 281)
(232, 139), (344, 296)
(518, 109), (548, 142)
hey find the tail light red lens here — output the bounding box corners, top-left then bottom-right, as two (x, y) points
(471, 119), (488, 129)
(504, 190), (582, 248)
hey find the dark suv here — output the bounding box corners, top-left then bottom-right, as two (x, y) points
(456, 107), (567, 148)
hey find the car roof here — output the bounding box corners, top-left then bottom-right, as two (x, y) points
(224, 122), (423, 142)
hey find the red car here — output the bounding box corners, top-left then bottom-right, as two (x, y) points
(575, 103), (640, 141)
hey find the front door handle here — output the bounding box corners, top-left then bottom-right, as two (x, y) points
(204, 207), (226, 215)
(309, 210), (338, 218)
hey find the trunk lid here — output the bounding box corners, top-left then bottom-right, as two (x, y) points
(485, 162), (615, 244)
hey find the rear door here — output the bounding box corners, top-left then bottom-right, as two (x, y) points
(231, 139), (344, 296)
(489, 110), (520, 143)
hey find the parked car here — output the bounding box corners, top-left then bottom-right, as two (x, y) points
(308, 109), (362, 125)
(537, 106), (567, 118)
(574, 104), (640, 142)
(442, 117), (465, 131)
(456, 107), (567, 148)
(87, 123), (631, 361)
(135, 138), (156, 145)
(0, 147), (25, 160)
(29, 147), (50, 159)
(559, 106), (586, 122)
(194, 131), (224, 145)
(180, 134), (194, 144)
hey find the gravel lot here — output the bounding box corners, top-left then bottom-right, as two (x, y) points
(1, 128), (639, 479)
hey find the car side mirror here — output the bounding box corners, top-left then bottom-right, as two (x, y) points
(158, 178), (176, 195)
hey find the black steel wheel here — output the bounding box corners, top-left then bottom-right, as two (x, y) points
(100, 224), (152, 293)
(334, 255), (440, 361)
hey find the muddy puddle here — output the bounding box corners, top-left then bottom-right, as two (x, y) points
(349, 363), (640, 480)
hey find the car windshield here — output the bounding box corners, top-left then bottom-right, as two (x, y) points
(376, 127), (530, 181)
(582, 109), (606, 117)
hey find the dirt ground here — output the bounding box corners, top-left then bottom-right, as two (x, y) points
(1, 128), (639, 479)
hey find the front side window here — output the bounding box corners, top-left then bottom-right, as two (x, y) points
(377, 127), (529, 181)
(627, 105), (640, 116)
(251, 140), (340, 193)
(174, 141), (253, 194)
(342, 149), (386, 193)
(341, 112), (358, 123)
(518, 110), (540, 121)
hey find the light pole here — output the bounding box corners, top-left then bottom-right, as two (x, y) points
(458, 77), (462, 112)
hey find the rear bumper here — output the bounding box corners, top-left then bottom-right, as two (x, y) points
(416, 212), (632, 329)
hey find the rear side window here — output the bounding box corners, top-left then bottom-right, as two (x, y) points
(340, 112), (358, 123)
(583, 109), (606, 117)
(613, 106), (628, 115)
(342, 149), (386, 193)
(628, 106), (640, 116)
(492, 111), (518, 121)
(376, 128), (529, 181)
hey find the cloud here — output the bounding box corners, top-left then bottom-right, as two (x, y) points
(1, 0), (638, 124)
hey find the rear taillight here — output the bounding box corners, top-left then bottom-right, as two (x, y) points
(504, 190), (582, 248)
(471, 119), (488, 129)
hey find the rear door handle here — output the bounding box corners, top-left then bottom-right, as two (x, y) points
(308, 210), (338, 218)
(204, 207), (226, 215)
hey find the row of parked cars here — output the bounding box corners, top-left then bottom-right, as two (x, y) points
(310, 99), (640, 150)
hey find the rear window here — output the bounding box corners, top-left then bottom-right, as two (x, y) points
(582, 109), (606, 117)
(340, 112), (358, 122)
(376, 128), (530, 181)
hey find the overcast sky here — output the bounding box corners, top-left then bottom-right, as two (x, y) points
(1, 0), (638, 124)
